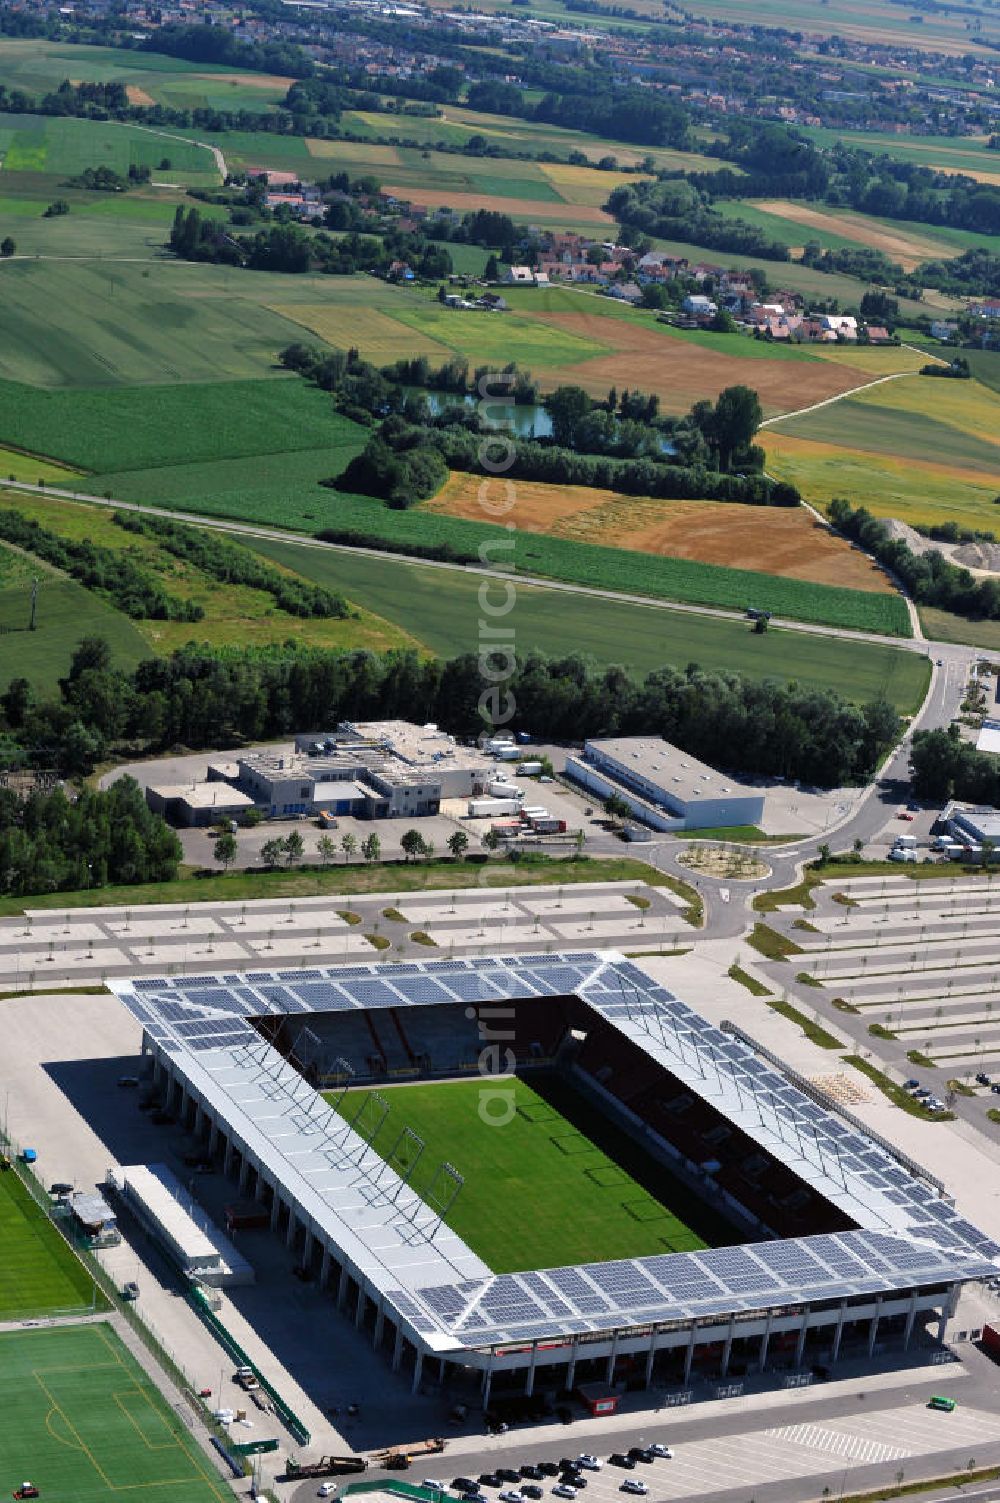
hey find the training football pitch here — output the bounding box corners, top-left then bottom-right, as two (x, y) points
(328, 1074), (732, 1272)
(0, 1325), (230, 1503)
(0, 1169), (108, 1319)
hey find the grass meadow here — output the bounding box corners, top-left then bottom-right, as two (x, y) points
(683, 0), (995, 54)
(0, 1170), (105, 1318)
(0, 492), (418, 659)
(0, 109), (217, 183)
(0, 1324), (231, 1503)
(0, 540), (150, 693)
(251, 537), (930, 711)
(329, 1074), (723, 1270)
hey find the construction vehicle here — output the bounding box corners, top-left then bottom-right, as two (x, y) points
(285, 1456), (368, 1480)
(379, 1439), (447, 1470)
(14, 1485), (40, 1499)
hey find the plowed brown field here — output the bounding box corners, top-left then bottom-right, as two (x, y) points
(427, 476), (893, 592)
(527, 314), (862, 415)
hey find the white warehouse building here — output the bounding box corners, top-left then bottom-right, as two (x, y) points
(566, 737), (765, 831)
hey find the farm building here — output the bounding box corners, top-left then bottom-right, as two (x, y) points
(565, 737), (765, 831)
(111, 951), (997, 1406)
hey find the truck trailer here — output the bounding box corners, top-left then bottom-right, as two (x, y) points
(468, 797), (522, 818)
(285, 1456), (367, 1479)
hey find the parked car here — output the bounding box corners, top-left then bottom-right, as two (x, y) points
(621, 1483), (648, 1496)
(478, 1476), (501, 1489)
(452, 1480), (476, 1493)
(519, 1466), (543, 1481)
(522, 1488), (543, 1500)
(121, 1280), (139, 1301)
(647, 1445), (673, 1459)
(496, 1472), (520, 1485)
(552, 1488), (576, 1500)
(49, 1181), (73, 1196)
(903, 1078), (920, 1090)
(537, 1463), (560, 1478)
(318, 1485), (335, 1497)
(576, 1457), (602, 1471)
(609, 1456), (636, 1470)
(498, 1490), (523, 1501)
(977, 1073), (992, 1086)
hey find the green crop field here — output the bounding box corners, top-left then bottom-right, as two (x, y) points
(0, 110), (217, 181)
(0, 542), (150, 694)
(685, 0), (996, 54)
(800, 126), (1000, 180)
(0, 1171), (106, 1318)
(329, 1075), (732, 1271)
(0, 36), (292, 112)
(0, 1324), (231, 1503)
(0, 376), (367, 471)
(250, 539), (930, 712)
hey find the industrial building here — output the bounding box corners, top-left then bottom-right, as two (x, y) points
(147, 722), (497, 826)
(941, 801), (1000, 849)
(107, 1163), (253, 1286)
(111, 951), (995, 1407)
(144, 782), (256, 829)
(565, 738), (765, 832)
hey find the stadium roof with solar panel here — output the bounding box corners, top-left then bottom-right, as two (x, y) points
(111, 953), (1000, 1387)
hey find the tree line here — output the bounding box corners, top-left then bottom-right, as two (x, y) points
(0, 773), (181, 898)
(111, 513), (350, 618)
(828, 499), (1000, 622)
(910, 726), (1000, 807)
(1, 639), (899, 791)
(0, 510), (203, 623)
(168, 206), (453, 279)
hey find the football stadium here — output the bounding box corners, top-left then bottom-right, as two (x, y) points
(111, 952), (1000, 1411)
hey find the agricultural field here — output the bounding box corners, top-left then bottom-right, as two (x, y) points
(338, 103), (729, 174)
(0, 109), (218, 185)
(0, 376), (365, 471)
(428, 474), (894, 593)
(0, 35), (291, 112)
(800, 126), (1000, 185)
(250, 537), (931, 711)
(763, 375), (1000, 530)
(329, 1075), (722, 1271)
(717, 199), (991, 270)
(0, 1324), (230, 1503)
(0, 540), (150, 695)
(0, 1169), (106, 1319)
(685, 0), (997, 54)
(0, 491), (418, 658)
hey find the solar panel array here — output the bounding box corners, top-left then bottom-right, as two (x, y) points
(111, 951), (1000, 1349)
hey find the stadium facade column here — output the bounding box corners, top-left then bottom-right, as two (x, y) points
(238, 1155), (251, 1193)
(482, 1359), (494, 1411)
(194, 1104), (205, 1138)
(903, 1291), (919, 1349)
(208, 1119), (219, 1155)
(683, 1324), (697, 1385)
(355, 1286), (366, 1329)
(644, 1330), (658, 1388)
(759, 1309), (774, 1371)
(392, 1327), (404, 1372)
(338, 1264), (350, 1310)
(224, 1136), (235, 1176)
(867, 1297), (883, 1358)
(720, 1316), (736, 1378)
(374, 1298), (385, 1348)
(303, 1229), (313, 1266)
(412, 1350), (424, 1395)
(794, 1311), (809, 1369)
(831, 1299), (847, 1362)
(525, 1340), (539, 1395)
(285, 1206), (297, 1250)
(566, 1337), (580, 1391)
(253, 1168), (266, 1203)
(605, 1330), (619, 1384)
(320, 1245), (332, 1290)
(270, 1191), (281, 1232)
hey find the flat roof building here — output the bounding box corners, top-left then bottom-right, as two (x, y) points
(566, 737), (765, 831)
(108, 1163), (253, 1286)
(943, 800), (1000, 847)
(145, 783), (255, 829)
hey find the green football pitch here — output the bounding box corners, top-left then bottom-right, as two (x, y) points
(0, 1325), (230, 1503)
(327, 1074), (734, 1272)
(0, 1170), (107, 1319)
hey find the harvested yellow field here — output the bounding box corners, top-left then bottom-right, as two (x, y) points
(539, 162), (653, 206)
(751, 200), (959, 270)
(852, 375), (1000, 449)
(305, 139), (404, 167)
(763, 431), (999, 530)
(809, 345), (929, 375)
(380, 185), (613, 223)
(267, 304), (449, 361)
(428, 473), (892, 592)
(125, 84), (155, 107)
(204, 70), (293, 89)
